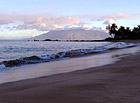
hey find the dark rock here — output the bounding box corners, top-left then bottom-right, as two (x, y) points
(55, 55), (60, 59)
(2, 60), (25, 67)
(50, 54), (60, 59)
(108, 48), (116, 50)
(65, 51), (80, 57)
(58, 52), (65, 56)
(23, 56), (41, 61)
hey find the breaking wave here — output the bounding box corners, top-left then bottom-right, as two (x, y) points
(0, 42), (138, 70)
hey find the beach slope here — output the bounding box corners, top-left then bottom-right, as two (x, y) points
(0, 54), (140, 103)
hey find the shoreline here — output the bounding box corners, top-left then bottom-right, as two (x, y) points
(0, 41), (137, 68)
(0, 46), (140, 84)
(0, 46), (140, 102)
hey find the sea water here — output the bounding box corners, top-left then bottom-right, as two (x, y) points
(0, 40), (137, 70)
(0, 40), (111, 62)
(0, 40), (139, 84)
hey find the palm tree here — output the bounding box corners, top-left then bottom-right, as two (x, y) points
(106, 24), (140, 40)
(126, 27), (131, 39)
(115, 26), (125, 39)
(106, 23), (118, 38)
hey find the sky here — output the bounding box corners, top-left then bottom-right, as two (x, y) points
(0, 0), (140, 39)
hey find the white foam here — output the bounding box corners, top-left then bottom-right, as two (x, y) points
(0, 42), (138, 70)
(0, 46), (140, 84)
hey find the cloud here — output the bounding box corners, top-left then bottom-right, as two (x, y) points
(92, 13), (132, 21)
(18, 15), (103, 31)
(103, 19), (118, 25)
(0, 13), (112, 31)
(0, 13), (28, 25)
(0, 14), (83, 31)
(40, 23), (47, 27)
(102, 13), (131, 19)
(37, 17), (43, 23)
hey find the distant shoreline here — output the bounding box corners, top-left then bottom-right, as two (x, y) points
(30, 38), (140, 43)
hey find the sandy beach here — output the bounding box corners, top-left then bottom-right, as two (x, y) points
(1, 0), (140, 102)
(0, 48), (140, 103)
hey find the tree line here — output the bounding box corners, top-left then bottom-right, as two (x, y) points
(106, 24), (140, 40)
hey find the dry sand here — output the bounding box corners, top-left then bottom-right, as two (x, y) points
(0, 54), (140, 103)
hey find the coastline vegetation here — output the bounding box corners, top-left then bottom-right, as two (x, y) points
(106, 24), (140, 40)
(32, 23), (140, 42)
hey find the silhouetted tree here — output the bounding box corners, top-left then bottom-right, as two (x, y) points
(126, 27), (131, 39)
(106, 23), (118, 38)
(115, 26), (125, 39)
(106, 24), (140, 40)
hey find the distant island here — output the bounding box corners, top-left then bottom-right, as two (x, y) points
(30, 25), (140, 42)
(106, 24), (140, 40)
(28, 29), (109, 41)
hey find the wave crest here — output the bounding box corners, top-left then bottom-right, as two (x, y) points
(0, 42), (137, 69)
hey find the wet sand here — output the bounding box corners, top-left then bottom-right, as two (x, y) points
(0, 50), (140, 102)
(0, 46), (140, 84)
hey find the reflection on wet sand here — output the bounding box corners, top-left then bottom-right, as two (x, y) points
(0, 46), (140, 84)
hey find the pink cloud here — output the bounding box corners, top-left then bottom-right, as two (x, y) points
(92, 13), (132, 21)
(102, 13), (131, 19)
(1, 13), (123, 31)
(37, 17), (43, 23)
(15, 15), (84, 31)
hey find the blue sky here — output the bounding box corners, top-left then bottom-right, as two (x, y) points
(0, 0), (140, 39)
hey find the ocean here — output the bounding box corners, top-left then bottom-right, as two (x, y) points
(0, 40), (137, 70)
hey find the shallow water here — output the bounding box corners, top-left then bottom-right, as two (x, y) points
(0, 40), (137, 69)
(0, 40), (111, 62)
(0, 46), (140, 84)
